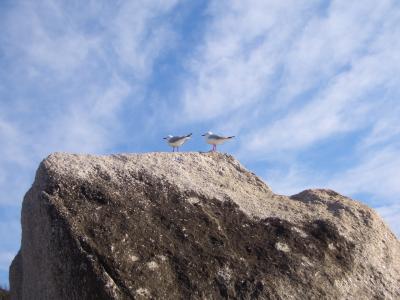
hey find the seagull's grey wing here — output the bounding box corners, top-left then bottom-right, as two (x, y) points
(169, 136), (185, 143)
(209, 134), (226, 140)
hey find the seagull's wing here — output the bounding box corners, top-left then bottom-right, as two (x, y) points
(209, 134), (228, 140)
(169, 136), (185, 143)
(169, 133), (192, 143)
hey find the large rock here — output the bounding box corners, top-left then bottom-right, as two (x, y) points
(9, 152), (400, 299)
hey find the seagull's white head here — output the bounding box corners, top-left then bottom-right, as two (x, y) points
(163, 135), (173, 140)
(201, 131), (213, 137)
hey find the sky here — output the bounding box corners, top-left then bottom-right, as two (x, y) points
(1, 0), (400, 287)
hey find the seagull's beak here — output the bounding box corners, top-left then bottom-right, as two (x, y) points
(201, 134), (206, 136)
(163, 137), (167, 139)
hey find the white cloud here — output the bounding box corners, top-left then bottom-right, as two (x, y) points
(0, 0), (399, 286)
(2, 0), (180, 79)
(0, 1), (182, 285)
(0, 218), (20, 277)
(177, 0), (400, 160)
(1, 2), (95, 76)
(176, 0), (400, 238)
(0, 252), (14, 272)
(180, 0), (317, 122)
(242, 4), (400, 156)
(0, 119), (32, 167)
(0, 249), (15, 287)
(262, 163), (324, 196)
(111, 0), (179, 77)
(0, 0), (181, 157)
(361, 107), (400, 149)
(36, 76), (132, 154)
(0, 0), (181, 197)
(277, 0), (394, 102)
(180, 0), (398, 124)
(376, 204), (400, 238)
(327, 146), (400, 203)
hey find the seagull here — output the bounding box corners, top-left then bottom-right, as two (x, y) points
(201, 132), (235, 152)
(163, 133), (192, 152)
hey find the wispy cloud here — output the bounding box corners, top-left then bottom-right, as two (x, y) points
(36, 76), (132, 154)
(376, 204), (400, 237)
(0, 216), (20, 285)
(178, 0), (400, 236)
(0, 0), (181, 284)
(1, 0), (400, 287)
(111, 1), (179, 77)
(328, 146), (400, 203)
(262, 163), (324, 196)
(180, 0), (318, 123)
(242, 1), (400, 156)
(2, 1), (95, 76)
(0, 0), (181, 165)
(0, 252), (14, 272)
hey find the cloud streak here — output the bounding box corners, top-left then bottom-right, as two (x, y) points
(180, 0), (317, 122)
(0, 0), (181, 286)
(1, 0), (400, 287)
(179, 0), (400, 236)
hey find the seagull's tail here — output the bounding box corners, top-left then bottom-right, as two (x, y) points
(227, 136), (235, 139)
(185, 133), (193, 138)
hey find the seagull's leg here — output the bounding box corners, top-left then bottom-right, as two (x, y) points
(177, 147), (179, 152)
(172, 147), (175, 152)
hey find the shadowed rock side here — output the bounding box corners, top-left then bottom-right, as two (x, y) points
(10, 152), (400, 299)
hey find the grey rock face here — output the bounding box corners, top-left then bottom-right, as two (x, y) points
(9, 152), (400, 299)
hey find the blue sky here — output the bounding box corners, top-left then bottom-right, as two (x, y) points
(1, 0), (400, 287)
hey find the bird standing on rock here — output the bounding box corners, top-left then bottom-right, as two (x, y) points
(163, 133), (192, 152)
(202, 132), (235, 152)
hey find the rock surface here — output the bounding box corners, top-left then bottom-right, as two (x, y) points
(9, 152), (400, 299)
